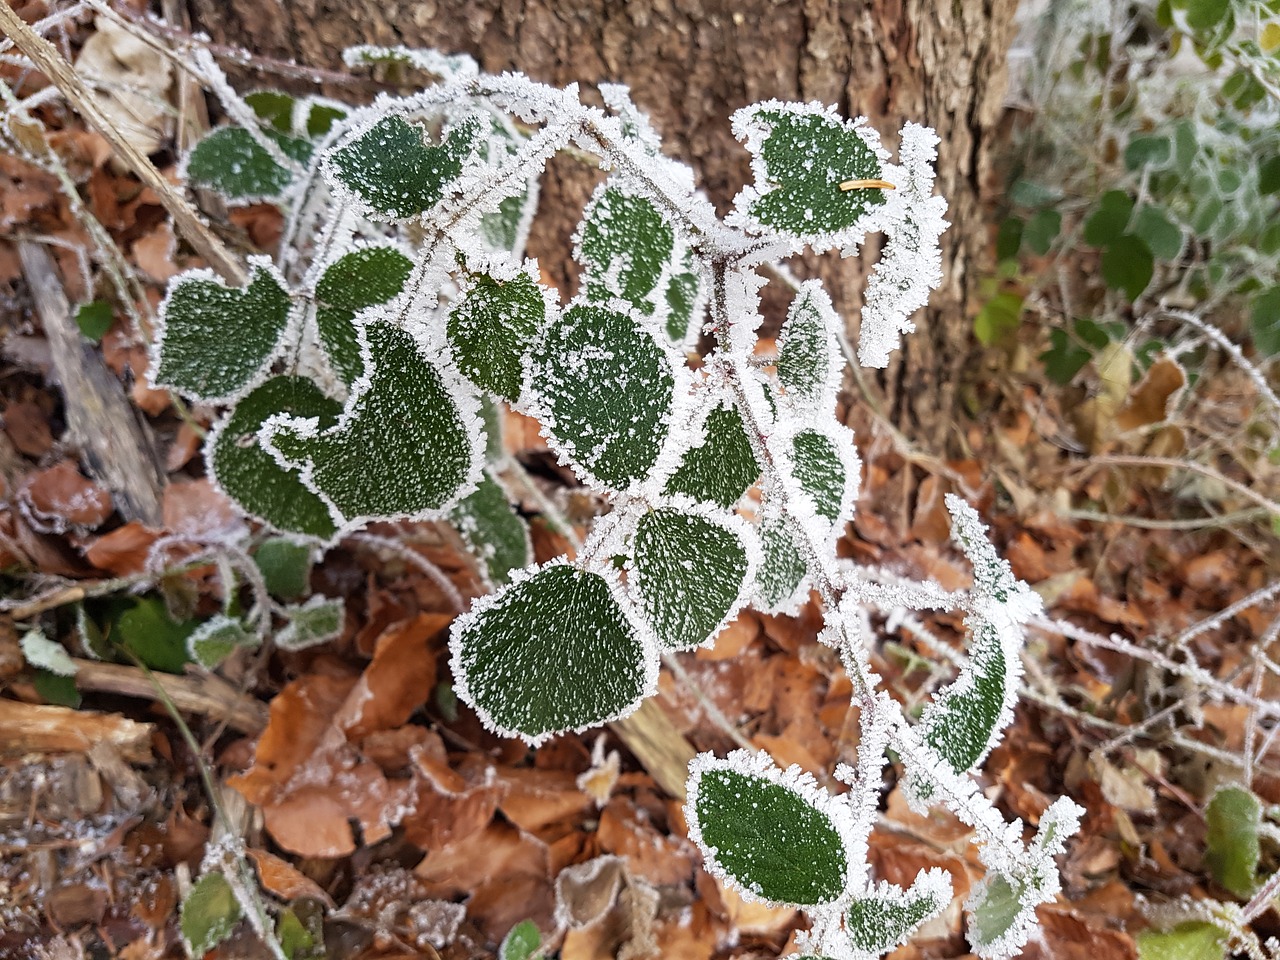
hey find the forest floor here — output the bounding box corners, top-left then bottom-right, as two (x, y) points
(1, 3), (1279, 960)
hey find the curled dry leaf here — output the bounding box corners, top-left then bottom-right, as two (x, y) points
(336, 612), (451, 740)
(20, 460), (113, 532)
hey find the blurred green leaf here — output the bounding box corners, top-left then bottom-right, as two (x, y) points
(1101, 234), (1154, 300)
(1252, 287), (1280, 356)
(1136, 922), (1228, 960)
(974, 292), (1023, 346)
(75, 300), (114, 342)
(1023, 209), (1062, 256)
(1205, 784), (1261, 897)
(1083, 190), (1134, 247)
(1133, 205), (1183, 260)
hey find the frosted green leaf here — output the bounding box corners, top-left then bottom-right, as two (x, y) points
(448, 268), (546, 401)
(478, 395), (505, 462)
(478, 116), (537, 254)
(630, 506), (752, 650)
(276, 596), (344, 651)
(1136, 923), (1229, 960)
(528, 303), (677, 491)
(326, 113), (481, 219)
(791, 429), (850, 524)
(451, 469), (532, 587)
(663, 263), (701, 344)
(264, 322), (482, 531)
(970, 873), (1025, 953)
(315, 246), (413, 385)
(499, 920), (542, 960)
(755, 516), (808, 613)
(116, 597), (195, 674)
(578, 183), (674, 314)
(244, 90), (295, 132)
(733, 102), (888, 242)
(1204, 784), (1261, 898)
(449, 562), (655, 744)
(663, 403), (759, 508)
(306, 101), (346, 138)
(209, 376), (341, 540)
(845, 871), (952, 956)
(181, 872), (242, 957)
(685, 751), (851, 907)
(188, 615), (258, 669)
(253, 537), (312, 600)
(777, 280), (841, 408)
(20, 629), (77, 677)
(186, 127), (311, 199)
(154, 263), (291, 403)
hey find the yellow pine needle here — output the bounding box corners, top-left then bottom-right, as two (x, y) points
(838, 178), (896, 191)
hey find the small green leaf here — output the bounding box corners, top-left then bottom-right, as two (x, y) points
(1204, 784), (1261, 898)
(265, 322), (482, 532)
(499, 920), (542, 960)
(969, 873), (1026, 952)
(188, 615), (259, 669)
(244, 90), (296, 133)
(734, 103), (887, 241)
(1023, 209), (1062, 256)
(1136, 923), (1229, 960)
(1101, 234), (1154, 301)
(186, 127), (311, 199)
(974, 292), (1024, 346)
(1125, 134), (1172, 171)
(527, 303), (677, 491)
(448, 267), (546, 401)
(578, 183), (675, 314)
(277, 596), (344, 651)
(1083, 190), (1134, 247)
(253, 537), (313, 600)
(181, 872), (243, 957)
(630, 506), (752, 650)
(845, 871), (952, 957)
(33, 669), (80, 708)
(75, 300), (114, 342)
(754, 516), (808, 613)
(1259, 156), (1280, 196)
(449, 562), (655, 744)
(451, 469), (531, 587)
(1040, 328), (1091, 385)
(1251, 286), (1280, 356)
(315, 246), (414, 386)
(663, 262), (702, 344)
(1008, 179), (1062, 208)
(777, 281), (840, 408)
(1186, 0), (1230, 31)
(155, 262), (292, 403)
(327, 114), (481, 219)
(788, 426), (856, 528)
(276, 907), (316, 959)
(116, 597), (195, 674)
(996, 217), (1023, 262)
(306, 102), (346, 138)
(1133, 206), (1183, 261)
(664, 402), (760, 508)
(685, 750), (850, 907)
(209, 376), (342, 540)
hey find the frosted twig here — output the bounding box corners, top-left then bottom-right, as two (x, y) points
(1175, 580), (1280, 647)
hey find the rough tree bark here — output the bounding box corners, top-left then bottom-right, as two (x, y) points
(189, 0), (1018, 450)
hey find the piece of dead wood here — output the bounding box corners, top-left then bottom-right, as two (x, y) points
(71, 657), (268, 735)
(609, 698), (697, 801)
(18, 242), (164, 526)
(0, 698), (153, 762)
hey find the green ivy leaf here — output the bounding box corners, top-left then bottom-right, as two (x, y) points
(276, 596), (344, 651)
(253, 537), (313, 600)
(578, 183), (675, 314)
(630, 506), (752, 650)
(315, 246), (414, 386)
(188, 615), (259, 669)
(326, 113), (481, 219)
(186, 127), (311, 199)
(75, 300), (114, 342)
(1136, 923), (1229, 960)
(154, 262), (292, 403)
(181, 872), (243, 957)
(450, 562), (655, 744)
(1133, 206), (1183, 261)
(734, 103), (887, 241)
(448, 267), (546, 402)
(1251, 286), (1280, 356)
(845, 872), (952, 956)
(451, 469), (531, 587)
(116, 597), (195, 674)
(686, 751), (850, 907)
(1101, 234), (1154, 301)
(527, 303), (677, 491)
(1083, 189), (1135, 247)
(754, 515), (808, 613)
(664, 402), (760, 508)
(209, 376), (341, 540)
(1204, 784), (1261, 898)
(777, 281), (840, 409)
(264, 322), (482, 531)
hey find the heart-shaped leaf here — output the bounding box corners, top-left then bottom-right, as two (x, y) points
(326, 113), (482, 220)
(732, 102), (888, 244)
(448, 265), (548, 402)
(263, 321), (484, 533)
(188, 615), (259, 669)
(185, 127), (312, 200)
(526, 302), (679, 491)
(315, 245), (414, 385)
(685, 750), (854, 907)
(449, 561), (657, 744)
(577, 182), (675, 314)
(628, 503), (754, 651)
(664, 400), (759, 508)
(153, 261), (292, 404)
(208, 375), (341, 540)
(451, 469), (532, 587)
(777, 280), (842, 410)
(754, 514), (809, 614)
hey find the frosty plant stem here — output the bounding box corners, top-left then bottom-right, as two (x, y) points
(121, 45), (1083, 960)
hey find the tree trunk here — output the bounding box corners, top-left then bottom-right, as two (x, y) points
(188, 0), (1018, 450)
